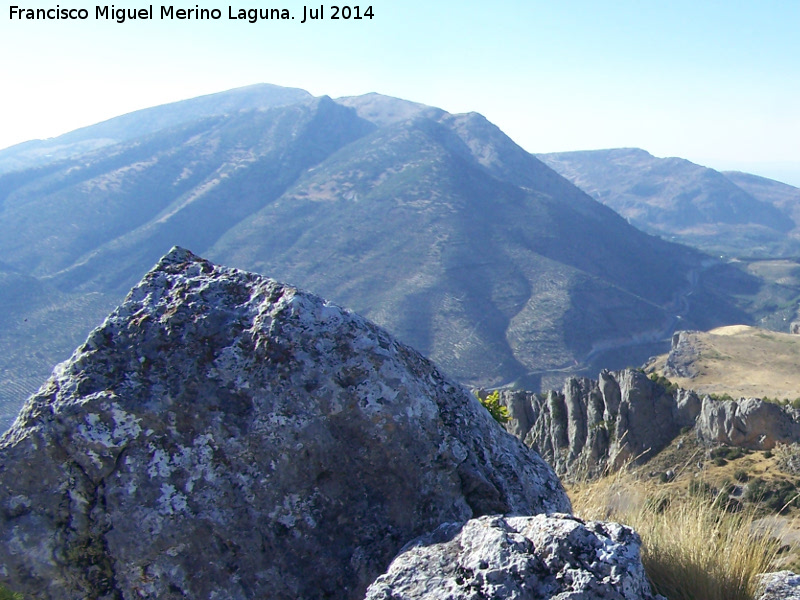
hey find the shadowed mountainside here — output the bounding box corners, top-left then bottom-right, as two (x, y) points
(0, 86), (771, 427)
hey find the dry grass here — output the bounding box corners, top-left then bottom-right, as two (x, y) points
(570, 471), (781, 600)
(647, 325), (800, 400)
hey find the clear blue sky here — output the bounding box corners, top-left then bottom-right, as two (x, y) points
(2, 0), (799, 184)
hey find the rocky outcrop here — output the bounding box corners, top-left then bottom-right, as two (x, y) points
(500, 366), (800, 479)
(365, 514), (665, 600)
(758, 571), (800, 600)
(0, 248), (569, 600)
(495, 369), (701, 478)
(664, 330), (701, 378)
(697, 397), (800, 450)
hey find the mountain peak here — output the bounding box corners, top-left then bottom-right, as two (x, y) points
(157, 245), (200, 266)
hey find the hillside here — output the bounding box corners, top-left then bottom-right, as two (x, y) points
(0, 85), (775, 428)
(538, 148), (800, 257)
(0, 83), (312, 175)
(647, 325), (800, 400)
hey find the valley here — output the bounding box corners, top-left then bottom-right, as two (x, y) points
(2, 84), (782, 428)
(3, 85), (800, 598)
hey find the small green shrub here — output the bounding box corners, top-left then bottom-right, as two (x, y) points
(689, 479), (713, 498)
(0, 585), (22, 600)
(734, 470), (749, 483)
(744, 478), (767, 503)
(475, 390), (510, 424)
(711, 446), (744, 461)
(649, 373), (678, 394)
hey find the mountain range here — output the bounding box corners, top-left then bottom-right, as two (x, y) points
(0, 85), (791, 428)
(538, 148), (800, 257)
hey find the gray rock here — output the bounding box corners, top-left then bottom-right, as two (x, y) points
(0, 247), (569, 600)
(365, 513), (665, 600)
(697, 397), (800, 449)
(664, 331), (701, 379)
(758, 571), (800, 600)
(675, 388), (702, 427)
(501, 369), (701, 479)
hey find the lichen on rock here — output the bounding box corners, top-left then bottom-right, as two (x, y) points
(0, 247), (569, 600)
(365, 513), (665, 600)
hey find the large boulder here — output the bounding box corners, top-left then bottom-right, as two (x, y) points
(0, 247), (569, 600)
(697, 397), (800, 450)
(365, 514), (665, 600)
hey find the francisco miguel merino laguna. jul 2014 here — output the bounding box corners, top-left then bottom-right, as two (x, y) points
(8, 4), (374, 23)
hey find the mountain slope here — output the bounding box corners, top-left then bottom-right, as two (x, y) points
(723, 170), (800, 233)
(0, 86), (764, 427)
(0, 83), (312, 175)
(538, 148), (798, 257)
(648, 325), (800, 400)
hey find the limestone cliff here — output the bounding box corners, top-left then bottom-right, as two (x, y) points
(498, 368), (800, 480)
(494, 369), (701, 478)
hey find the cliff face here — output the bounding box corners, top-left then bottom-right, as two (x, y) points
(499, 368), (800, 480)
(0, 248), (569, 600)
(495, 369), (702, 478)
(697, 397), (800, 449)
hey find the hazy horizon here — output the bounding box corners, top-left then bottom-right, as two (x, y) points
(2, 1), (799, 186)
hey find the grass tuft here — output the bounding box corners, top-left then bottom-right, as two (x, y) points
(570, 473), (781, 600)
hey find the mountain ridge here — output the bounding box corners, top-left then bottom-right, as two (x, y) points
(0, 84), (781, 427)
(538, 147), (800, 257)
(0, 83), (313, 174)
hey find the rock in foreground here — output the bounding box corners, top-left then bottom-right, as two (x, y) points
(758, 571), (800, 600)
(0, 247), (569, 600)
(366, 514), (664, 600)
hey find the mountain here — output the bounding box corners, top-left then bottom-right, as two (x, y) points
(723, 170), (800, 233)
(538, 148), (800, 257)
(0, 83), (312, 175)
(0, 86), (766, 428)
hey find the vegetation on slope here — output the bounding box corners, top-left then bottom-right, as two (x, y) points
(475, 390), (510, 424)
(570, 466), (781, 600)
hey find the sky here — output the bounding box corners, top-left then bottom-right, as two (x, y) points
(2, 0), (800, 184)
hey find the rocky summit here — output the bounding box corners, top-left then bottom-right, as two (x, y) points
(0, 247), (569, 600)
